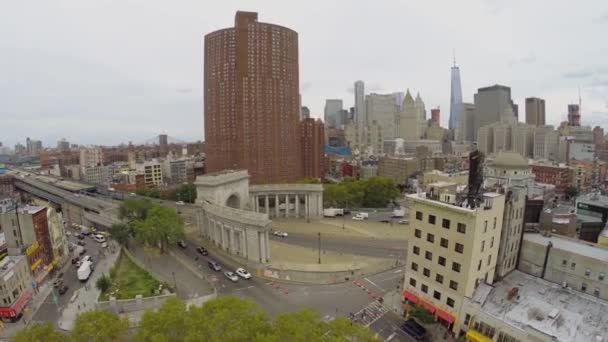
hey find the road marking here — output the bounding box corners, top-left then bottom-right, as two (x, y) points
(393, 269), (402, 273)
(386, 332), (396, 341)
(364, 278), (385, 291)
(233, 285), (254, 291)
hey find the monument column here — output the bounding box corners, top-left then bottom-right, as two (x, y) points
(265, 195), (269, 214)
(295, 194), (300, 217)
(285, 194), (290, 218)
(275, 194), (280, 217)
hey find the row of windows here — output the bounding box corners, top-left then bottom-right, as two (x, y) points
(408, 277), (456, 308)
(561, 260), (606, 281)
(411, 261), (460, 289)
(415, 211), (468, 233)
(414, 230), (494, 253)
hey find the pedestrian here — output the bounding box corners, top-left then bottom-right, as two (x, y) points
(83, 302), (86, 308)
(78, 304), (80, 310)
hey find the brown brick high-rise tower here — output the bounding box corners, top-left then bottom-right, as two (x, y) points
(204, 11), (302, 184)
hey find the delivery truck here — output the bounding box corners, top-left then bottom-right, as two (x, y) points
(77, 260), (93, 281)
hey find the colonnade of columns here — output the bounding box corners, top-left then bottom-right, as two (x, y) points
(250, 192), (323, 218)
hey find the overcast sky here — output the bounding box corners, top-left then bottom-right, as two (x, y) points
(2, 0), (607, 147)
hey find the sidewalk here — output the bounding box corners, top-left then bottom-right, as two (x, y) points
(0, 282), (53, 339)
(57, 243), (121, 331)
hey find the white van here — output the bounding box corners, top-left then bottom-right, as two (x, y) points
(93, 234), (106, 243)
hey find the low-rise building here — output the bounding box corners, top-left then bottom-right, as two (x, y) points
(377, 156), (418, 184)
(530, 162), (572, 193)
(420, 170), (468, 189)
(136, 159), (163, 187)
(0, 256), (33, 321)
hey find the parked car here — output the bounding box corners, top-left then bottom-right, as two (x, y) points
(273, 231), (288, 237)
(352, 215), (364, 221)
(176, 201), (185, 205)
(235, 268), (252, 279)
(208, 260), (222, 272)
(78, 248), (86, 255)
(77, 240), (85, 246)
(53, 279), (63, 288)
(197, 246), (208, 255)
(398, 220), (408, 225)
(101, 242), (108, 248)
(76, 234), (85, 240)
(380, 219), (391, 223)
(82, 255), (92, 263)
(401, 318), (427, 340)
(178, 240), (187, 249)
(71, 257), (79, 264)
(75, 260), (82, 268)
(58, 285), (69, 295)
(224, 271), (239, 282)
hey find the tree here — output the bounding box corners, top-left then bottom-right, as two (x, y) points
(297, 177), (321, 184)
(362, 177), (399, 208)
(110, 222), (132, 249)
(118, 198), (154, 222)
(13, 322), (64, 342)
(324, 317), (377, 341)
(185, 296), (270, 342)
(71, 310), (129, 342)
(134, 296), (188, 342)
(564, 186), (579, 200)
(176, 183), (197, 203)
(267, 308), (326, 342)
(135, 206), (184, 254)
(96, 273), (112, 293)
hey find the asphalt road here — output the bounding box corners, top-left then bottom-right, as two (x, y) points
(32, 230), (105, 323)
(270, 231), (407, 259)
(370, 310), (416, 342)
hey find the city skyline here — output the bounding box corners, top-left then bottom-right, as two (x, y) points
(2, 0), (608, 146)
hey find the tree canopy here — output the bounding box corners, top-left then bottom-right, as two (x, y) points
(324, 176), (399, 208)
(134, 206), (184, 254)
(118, 198), (154, 222)
(17, 296), (377, 341)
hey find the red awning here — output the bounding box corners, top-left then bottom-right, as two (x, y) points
(419, 300), (436, 314)
(435, 308), (456, 324)
(402, 290), (419, 304)
(0, 289), (34, 318)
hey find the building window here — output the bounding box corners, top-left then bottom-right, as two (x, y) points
(411, 262), (418, 271)
(440, 238), (448, 248)
(487, 254), (492, 266)
(415, 229), (421, 238)
(571, 262), (576, 270)
(478, 259), (482, 271)
(457, 223), (466, 234)
(582, 283), (587, 292)
(493, 217), (497, 229)
(562, 259), (567, 267)
(423, 268), (431, 277)
(455, 243), (464, 254)
(435, 274), (444, 284)
(447, 297), (455, 308)
(425, 251), (433, 261)
(413, 246), (420, 255)
(442, 219), (450, 229)
(594, 288), (600, 297)
(452, 262), (461, 273)
(409, 278), (417, 287)
(421, 284), (428, 293)
(449, 280), (458, 290)
(428, 215), (436, 224)
(427, 233), (435, 243)
(490, 237), (494, 248)
(599, 272), (605, 281)
(416, 211), (423, 220)
(481, 240), (485, 252)
(464, 314), (471, 326)
(438, 256), (446, 266)
(484, 220), (488, 233)
(433, 291), (441, 300)
(585, 269), (591, 277)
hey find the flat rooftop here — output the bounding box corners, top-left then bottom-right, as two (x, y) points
(0, 256), (25, 278)
(524, 232), (608, 262)
(475, 270), (608, 342)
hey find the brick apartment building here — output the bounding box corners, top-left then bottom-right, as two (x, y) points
(530, 163), (572, 193)
(300, 118), (325, 180)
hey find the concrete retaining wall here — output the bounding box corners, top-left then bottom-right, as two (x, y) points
(95, 293), (176, 314)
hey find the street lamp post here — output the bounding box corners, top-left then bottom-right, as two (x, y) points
(318, 232), (321, 264)
(172, 271), (178, 294)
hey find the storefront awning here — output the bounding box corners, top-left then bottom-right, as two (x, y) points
(466, 329), (493, 342)
(402, 290), (419, 304)
(0, 289), (33, 318)
(419, 300), (436, 314)
(435, 308), (455, 324)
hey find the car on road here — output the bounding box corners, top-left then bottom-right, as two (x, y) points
(178, 240), (187, 249)
(401, 318), (427, 340)
(93, 234), (106, 243)
(224, 271), (239, 282)
(101, 242), (108, 248)
(75, 260), (81, 268)
(77, 240), (85, 246)
(352, 215), (364, 221)
(176, 201), (185, 205)
(235, 268), (252, 279)
(72, 257), (79, 264)
(398, 220), (408, 225)
(78, 248), (86, 255)
(76, 234), (84, 240)
(379, 219), (391, 223)
(273, 231), (288, 237)
(208, 260), (222, 272)
(196, 246), (209, 255)
(58, 285), (69, 295)
(82, 255), (92, 263)
(53, 279), (64, 288)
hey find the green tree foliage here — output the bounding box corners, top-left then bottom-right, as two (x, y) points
(136, 187), (161, 199)
(323, 177), (399, 208)
(70, 310), (129, 342)
(175, 183), (197, 203)
(96, 273), (112, 293)
(564, 186), (579, 199)
(20, 297), (377, 342)
(297, 177), (321, 184)
(110, 222), (132, 248)
(185, 296), (270, 342)
(135, 206), (184, 254)
(134, 296), (188, 342)
(13, 322), (65, 342)
(118, 198), (154, 222)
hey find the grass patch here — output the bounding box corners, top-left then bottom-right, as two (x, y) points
(99, 252), (170, 301)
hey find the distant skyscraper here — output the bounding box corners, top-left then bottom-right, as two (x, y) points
(525, 97), (545, 126)
(392, 92), (405, 111)
(354, 81), (366, 126)
(204, 11), (301, 184)
(567, 104), (581, 127)
(324, 99), (344, 128)
(301, 106), (311, 120)
(431, 108), (440, 125)
(159, 134), (168, 155)
(449, 57), (463, 131)
(473, 84), (517, 135)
